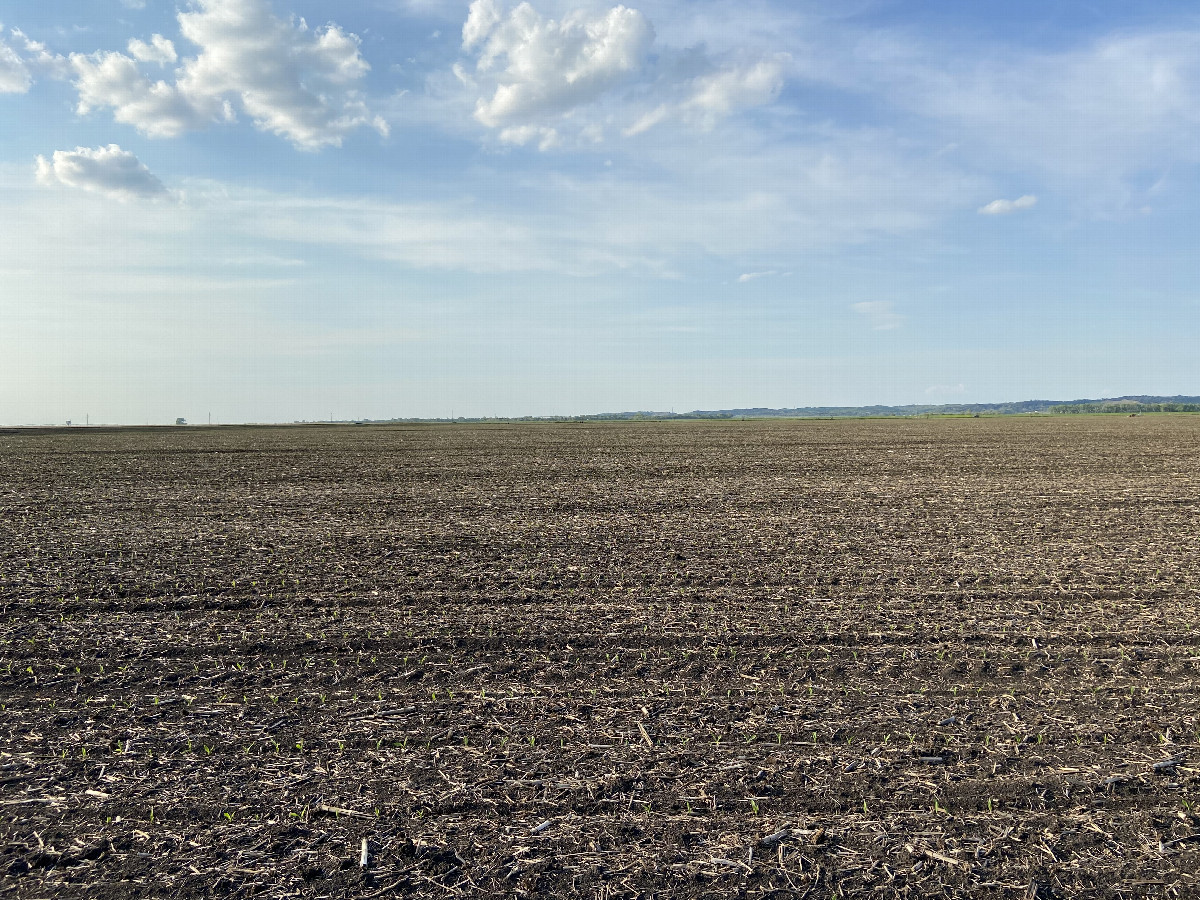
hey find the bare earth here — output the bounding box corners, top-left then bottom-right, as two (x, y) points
(1, 416), (1199, 898)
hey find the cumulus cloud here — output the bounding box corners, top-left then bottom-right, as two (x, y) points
(9, 27), (70, 81)
(70, 51), (224, 138)
(465, 1), (654, 128)
(68, 0), (384, 149)
(35, 145), (170, 201)
(462, 0), (502, 51)
(978, 194), (1037, 215)
(457, 1), (789, 146)
(127, 35), (177, 65)
(852, 300), (902, 331)
(176, 0), (383, 147)
(0, 26), (33, 93)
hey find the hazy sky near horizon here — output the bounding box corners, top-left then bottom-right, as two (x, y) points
(2, 0), (1199, 423)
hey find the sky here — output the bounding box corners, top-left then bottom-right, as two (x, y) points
(2, 0), (1199, 423)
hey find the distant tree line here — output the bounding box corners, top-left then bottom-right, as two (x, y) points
(1050, 402), (1200, 414)
(358, 395), (1200, 424)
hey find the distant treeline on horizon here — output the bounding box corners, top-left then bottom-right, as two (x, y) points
(347, 395), (1200, 424)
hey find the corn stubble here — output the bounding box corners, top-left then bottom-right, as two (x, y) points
(1, 416), (1198, 898)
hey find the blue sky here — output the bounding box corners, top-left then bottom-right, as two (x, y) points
(2, 0), (1198, 423)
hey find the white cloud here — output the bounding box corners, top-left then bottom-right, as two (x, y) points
(176, 0), (380, 148)
(497, 123), (561, 150)
(624, 103), (668, 136)
(9, 27), (71, 80)
(467, 1), (654, 128)
(627, 54), (788, 135)
(462, 0), (502, 51)
(978, 194), (1037, 215)
(737, 270), (776, 283)
(35, 145), (170, 202)
(68, 0), (383, 149)
(852, 301), (902, 331)
(684, 55), (787, 121)
(70, 51), (224, 138)
(127, 35), (177, 66)
(120, 0), (148, 8)
(457, 2), (789, 146)
(0, 26), (32, 93)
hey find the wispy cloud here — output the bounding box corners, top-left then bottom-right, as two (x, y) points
(737, 270), (792, 283)
(978, 195), (1037, 215)
(852, 300), (902, 331)
(793, 24), (1200, 199)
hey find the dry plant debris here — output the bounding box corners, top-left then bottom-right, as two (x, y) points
(1, 416), (1199, 898)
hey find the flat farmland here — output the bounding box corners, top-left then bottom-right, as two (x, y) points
(2, 417), (1199, 899)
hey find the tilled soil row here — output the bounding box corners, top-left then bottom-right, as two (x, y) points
(2, 418), (1199, 898)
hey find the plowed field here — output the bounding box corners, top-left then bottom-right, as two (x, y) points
(2, 417), (1199, 898)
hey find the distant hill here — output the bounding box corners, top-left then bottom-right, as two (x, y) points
(558, 395), (1200, 421)
(354, 395), (1200, 424)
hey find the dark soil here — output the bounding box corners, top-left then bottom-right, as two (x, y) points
(1, 417), (1198, 898)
